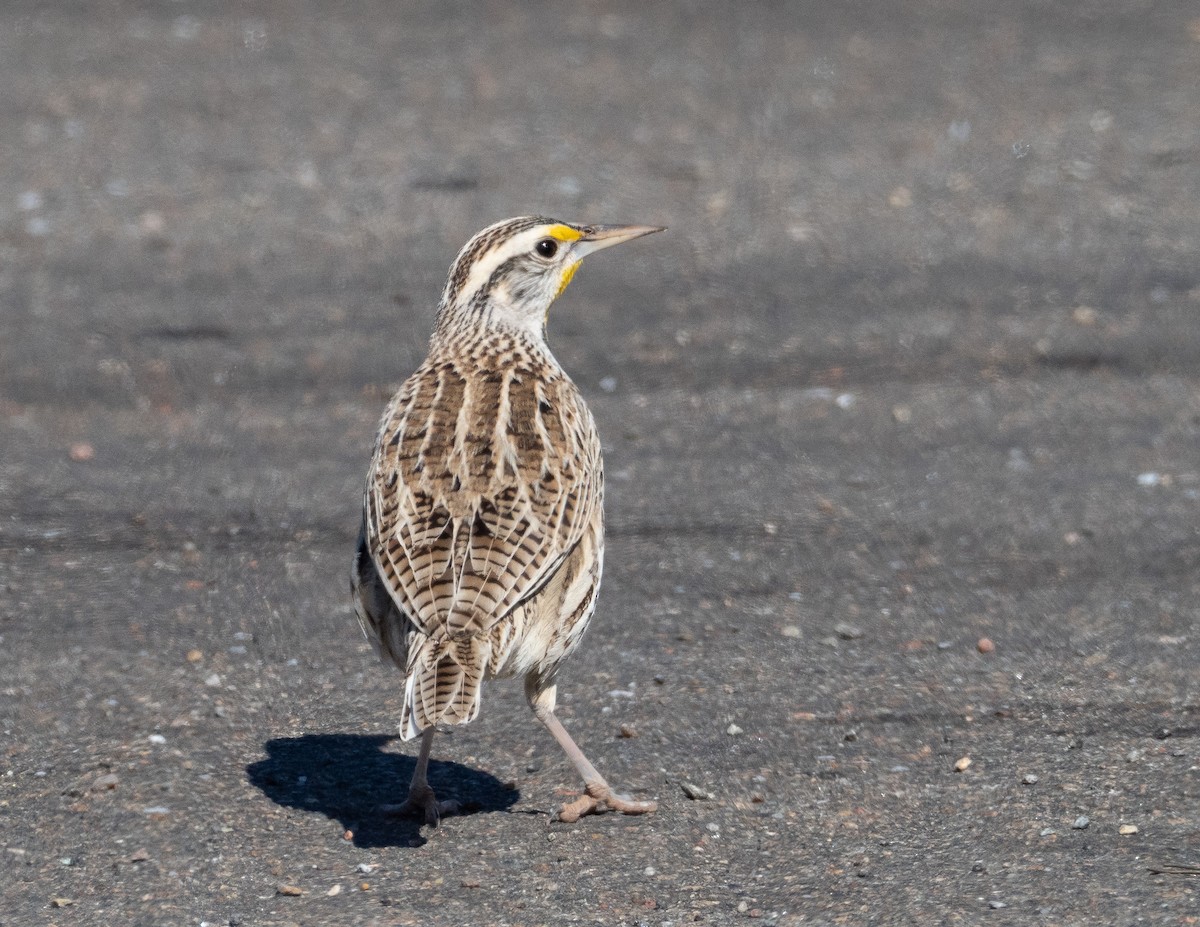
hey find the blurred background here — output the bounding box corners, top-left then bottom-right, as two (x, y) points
(1, 3), (1197, 924)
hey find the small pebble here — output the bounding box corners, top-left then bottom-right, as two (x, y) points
(148, 734), (166, 745)
(1021, 773), (1039, 785)
(1040, 827), (1056, 837)
(91, 772), (119, 791)
(1119, 824), (1138, 836)
(1071, 306), (1099, 326)
(326, 884), (342, 896)
(726, 723), (743, 736)
(356, 863), (378, 874)
(1061, 159), (1096, 181)
(68, 442), (94, 462)
(186, 649), (203, 663)
(681, 781), (714, 801)
(204, 673), (221, 687)
(342, 829), (353, 841)
(948, 120), (971, 141)
(781, 625), (802, 638)
(1072, 816), (1090, 830)
(51, 898), (75, 908)
(276, 885), (304, 897)
(834, 622), (863, 640)
(461, 877), (481, 888)
(1089, 110), (1113, 133)
(139, 210), (166, 234)
(618, 724), (637, 738)
(954, 756), (972, 772)
(977, 637), (995, 654)
(989, 900), (1008, 910)
(737, 900), (749, 913)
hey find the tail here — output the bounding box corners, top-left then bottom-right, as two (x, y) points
(399, 634), (490, 741)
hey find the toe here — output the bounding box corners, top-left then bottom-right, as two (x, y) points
(607, 794), (657, 816)
(557, 793), (600, 823)
(380, 786), (459, 825)
(427, 798), (460, 826)
(556, 785), (657, 822)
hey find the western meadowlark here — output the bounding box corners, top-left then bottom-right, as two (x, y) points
(352, 216), (663, 824)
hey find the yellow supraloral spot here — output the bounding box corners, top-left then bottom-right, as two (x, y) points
(555, 260), (582, 300)
(546, 223), (583, 242)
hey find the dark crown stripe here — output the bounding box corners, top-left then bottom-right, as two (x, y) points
(443, 216), (556, 306)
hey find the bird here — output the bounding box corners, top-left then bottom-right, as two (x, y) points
(352, 216), (664, 824)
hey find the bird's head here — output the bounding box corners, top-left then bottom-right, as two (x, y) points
(437, 216), (664, 338)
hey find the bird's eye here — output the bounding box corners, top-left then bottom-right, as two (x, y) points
(535, 238), (558, 259)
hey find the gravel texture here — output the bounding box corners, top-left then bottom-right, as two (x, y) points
(2, 3), (1198, 925)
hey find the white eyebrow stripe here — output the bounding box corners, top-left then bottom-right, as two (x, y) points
(451, 227), (549, 305)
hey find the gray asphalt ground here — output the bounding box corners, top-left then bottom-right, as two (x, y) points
(2, 3), (1198, 925)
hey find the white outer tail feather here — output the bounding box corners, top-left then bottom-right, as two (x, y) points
(398, 635), (489, 741)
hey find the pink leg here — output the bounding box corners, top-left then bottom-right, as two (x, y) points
(526, 678), (657, 823)
(380, 727), (460, 825)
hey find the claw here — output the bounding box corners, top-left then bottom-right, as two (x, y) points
(557, 782), (657, 823)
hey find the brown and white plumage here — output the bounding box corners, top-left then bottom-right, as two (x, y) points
(352, 216), (662, 823)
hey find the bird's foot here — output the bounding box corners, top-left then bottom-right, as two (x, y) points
(557, 782), (657, 823)
(380, 785), (460, 826)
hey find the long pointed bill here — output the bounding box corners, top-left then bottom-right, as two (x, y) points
(572, 223), (666, 259)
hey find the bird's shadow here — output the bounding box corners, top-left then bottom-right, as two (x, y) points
(246, 734), (521, 848)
